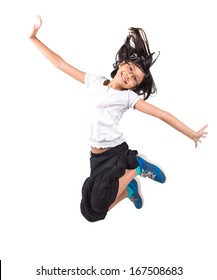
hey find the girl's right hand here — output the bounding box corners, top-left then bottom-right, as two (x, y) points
(192, 124), (208, 148)
(29, 15), (42, 39)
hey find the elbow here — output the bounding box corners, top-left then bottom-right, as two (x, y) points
(55, 56), (64, 69)
(158, 109), (168, 120)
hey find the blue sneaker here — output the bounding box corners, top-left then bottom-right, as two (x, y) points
(127, 179), (143, 209)
(136, 154), (166, 183)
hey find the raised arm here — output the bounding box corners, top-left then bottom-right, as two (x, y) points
(135, 99), (208, 148)
(29, 15), (86, 83)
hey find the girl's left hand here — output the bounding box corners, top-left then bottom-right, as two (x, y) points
(29, 15), (42, 39)
(193, 124), (208, 148)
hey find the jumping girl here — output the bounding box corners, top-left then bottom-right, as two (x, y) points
(29, 16), (208, 222)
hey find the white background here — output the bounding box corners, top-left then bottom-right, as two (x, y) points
(0, 0), (216, 279)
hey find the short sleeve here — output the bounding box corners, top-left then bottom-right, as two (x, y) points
(85, 73), (107, 88)
(128, 90), (142, 109)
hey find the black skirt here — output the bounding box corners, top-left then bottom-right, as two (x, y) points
(80, 142), (139, 222)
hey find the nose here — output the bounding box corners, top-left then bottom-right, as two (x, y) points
(126, 72), (134, 82)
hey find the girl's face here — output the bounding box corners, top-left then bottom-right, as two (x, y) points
(115, 61), (145, 90)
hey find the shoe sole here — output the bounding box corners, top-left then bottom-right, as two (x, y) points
(134, 176), (144, 209)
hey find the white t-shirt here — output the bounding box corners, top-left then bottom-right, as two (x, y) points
(85, 73), (141, 148)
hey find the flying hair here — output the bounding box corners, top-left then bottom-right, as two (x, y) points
(111, 27), (160, 100)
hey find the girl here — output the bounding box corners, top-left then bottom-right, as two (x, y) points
(29, 16), (208, 222)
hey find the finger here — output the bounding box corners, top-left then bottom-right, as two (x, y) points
(37, 15), (42, 25)
(200, 133), (207, 137)
(203, 124), (208, 129)
(202, 124), (208, 132)
(199, 124), (208, 134)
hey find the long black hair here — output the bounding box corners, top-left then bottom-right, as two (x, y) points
(111, 27), (159, 100)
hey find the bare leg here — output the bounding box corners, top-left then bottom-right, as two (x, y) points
(109, 189), (128, 210)
(109, 169), (137, 210)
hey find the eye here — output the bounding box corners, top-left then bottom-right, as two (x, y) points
(134, 76), (139, 84)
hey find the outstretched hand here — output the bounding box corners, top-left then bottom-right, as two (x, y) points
(193, 124), (208, 148)
(29, 15), (42, 39)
